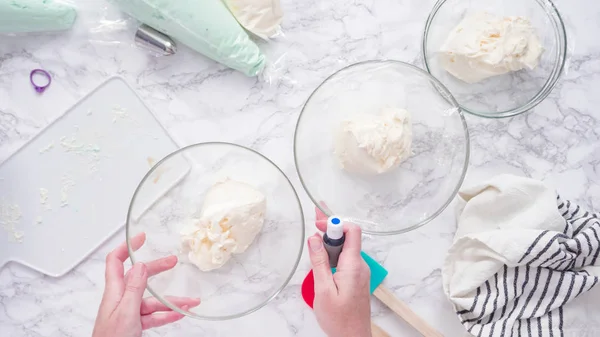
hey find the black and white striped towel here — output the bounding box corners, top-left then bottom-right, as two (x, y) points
(443, 175), (600, 337)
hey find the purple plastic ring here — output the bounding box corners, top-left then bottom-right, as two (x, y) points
(30, 69), (52, 93)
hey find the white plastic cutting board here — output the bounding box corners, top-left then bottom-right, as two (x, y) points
(0, 77), (189, 277)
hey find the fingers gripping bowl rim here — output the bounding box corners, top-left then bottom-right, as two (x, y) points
(294, 60), (470, 236)
(126, 142), (305, 320)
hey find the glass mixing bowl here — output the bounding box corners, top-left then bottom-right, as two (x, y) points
(294, 60), (469, 236)
(126, 142), (304, 320)
(422, 0), (567, 118)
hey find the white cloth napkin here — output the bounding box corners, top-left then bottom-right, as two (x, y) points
(443, 174), (600, 337)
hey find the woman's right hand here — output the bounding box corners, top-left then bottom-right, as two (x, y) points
(308, 207), (372, 337)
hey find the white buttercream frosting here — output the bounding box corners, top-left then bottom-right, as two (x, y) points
(439, 12), (544, 84)
(334, 108), (412, 175)
(180, 180), (266, 271)
(223, 0), (283, 39)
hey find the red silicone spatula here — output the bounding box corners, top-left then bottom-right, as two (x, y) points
(301, 269), (317, 309)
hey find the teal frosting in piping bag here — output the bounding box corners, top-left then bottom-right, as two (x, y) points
(0, 0), (77, 33)
(111, 0), (266, 76)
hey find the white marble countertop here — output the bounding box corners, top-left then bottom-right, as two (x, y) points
(1, 0), (600, 336)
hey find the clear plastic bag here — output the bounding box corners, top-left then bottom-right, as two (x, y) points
(222, 0), (284, 40)
(0, 0), (77, 33)
(0, 0), (130, 38)
(110, 0), (266, 76)
(0, 0), (288, 80)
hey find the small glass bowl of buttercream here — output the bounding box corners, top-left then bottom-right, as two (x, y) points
(126, 142), (304, 320)
(294, 60), (469, 236)
(422, 0), (567, 118)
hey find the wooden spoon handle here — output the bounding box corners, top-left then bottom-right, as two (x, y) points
(373, 285), (443, 337)
(371, 321), (390, 337)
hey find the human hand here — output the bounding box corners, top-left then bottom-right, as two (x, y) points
(308, 207), (372, 337)
(92, 233), (201, 337)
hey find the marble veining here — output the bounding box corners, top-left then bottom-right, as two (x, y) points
(1, 0), (600, 336)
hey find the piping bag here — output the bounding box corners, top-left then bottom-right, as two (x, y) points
(222, 0), (283, 40)
(301, 211), (444, 337)
(111, 0), (265, 76)
(0, 0), (77, 33)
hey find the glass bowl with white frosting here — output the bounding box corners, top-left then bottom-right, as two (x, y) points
(422, 0), (567, 118)
(294, 60), (470, 235)
(126, 143), (304, 320)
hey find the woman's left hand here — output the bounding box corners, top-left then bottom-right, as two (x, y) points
(92, 233), (200, 337)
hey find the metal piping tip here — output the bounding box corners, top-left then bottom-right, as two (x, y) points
(135, 24), (177, 56)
